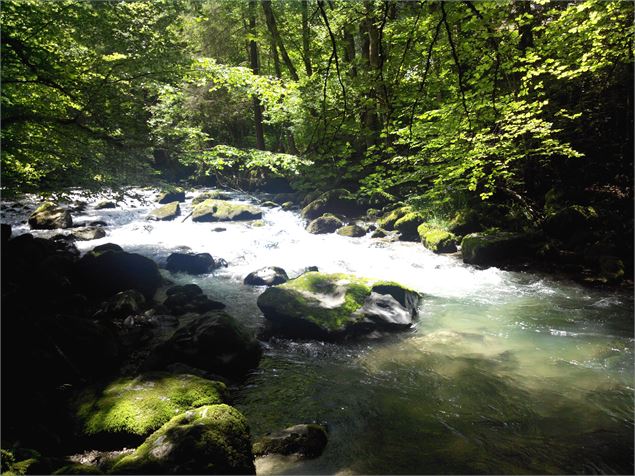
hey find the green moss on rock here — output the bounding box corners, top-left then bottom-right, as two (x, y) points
(306, 214), (343, 234)
(377, 206), (412, 231)
(192, 199), (262, 222)
(417, 223), (458, 254)
(253, 423), (328, 458)
(148, 201), (181, 221)
(394, 212), (426, 241)
(28, 202), (73, 230)
(192, 191), (230, 204)
(110, 404), (255, 475)
(75, 373), (227, 442)
(336, 224), (367, 237)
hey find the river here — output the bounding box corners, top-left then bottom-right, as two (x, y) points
(3, 187), (633, 474)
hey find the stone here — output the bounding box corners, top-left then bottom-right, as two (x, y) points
(260, 201), (279, 208)
(306, 214), (343, 234)
(371, 228), (388, 238)
(1, 223), (12, 242)
(376, 206), (411, 231)
(74, 372), (227, 446)
(394, 212), (426, 241)
(148, 202), (181, 221)
(257, 272), (421, 340)
(110, 405), (255, 475)
(94, 289), (146, 320)
(72, 226), (106, 241)
(163, 285), (225, 315)
(461, 231), (531, 267)
(281, 201), (295, 210)
(336, 224), (367, 237)
(143, 313), (262, 380)
(300, 189), (362, 220)
(598, 255), (625, 282)
(28, 203), (72, 229)
(94, 200), (117, 210)
(88, 220), (108, 227)
(166, 252), (215, 275)
(543, 205), (598, 241)
(192, 190), (231, 204)
(244, 267), (289, 286)
(417, 223), (458, 254)
(157, 189), (185, 204)
(253, 424), (328, 458)
(90, 243), (123, 255)
(192, 199), (262, 222)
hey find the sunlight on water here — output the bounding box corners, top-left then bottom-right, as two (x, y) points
(3, 188), (633, 474)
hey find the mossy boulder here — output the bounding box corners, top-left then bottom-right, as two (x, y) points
(306, 214), (343, 234)
(28, 202), (72, 230)
(143, 313), (262, 380)
(74, 372), (227, 447)
(95, 200), (117, 210)
(376, 206), (411, 231)
(72, 226), (107, 241)
(257, 272), (421, 340)
(192, 190), (231, 204)
(192, 199), (262, 222)
(244, 267), (289, 286)
(163, 284), (225, 315)
(110, 404), (255, 475)
(448, 209), (484, 237)
(301, 189), (362, 220)
(543, 205), (598, 241)
(157, 189), (185, 204)
(417, 224), (458, 254)
(148, 202), (181, 221)
(394, 212), (427, 241)
(253, 423), (328, 458)
(336, 224), (367, 237)
(166, 252), (215, 275)
(94, 289), (146, 320)
(461, 231), (531, 267)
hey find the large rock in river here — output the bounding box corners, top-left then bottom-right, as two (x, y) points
(166, 252), (215, 274)
(253, 423), (328, 458)
(306, 214), (343, 234)
(301, 189), (362, 220)
(192, 199), (262, 222)
(111, 404), (255, 475)
(244, 267), (289, 286)
(28, 203), (72, 229)
(417, 223), (457, 254)
(257, 272), (421, 340)
(461, 231), (531, 266)
(148, 201), (181, 221)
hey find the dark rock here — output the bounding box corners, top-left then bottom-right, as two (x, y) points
(259, 177), (294, 194)
(371, 228), (388, 238)
(376, 206), (411, 231)
(94, 290), (146, 320)
(163, 285), (225, 315)
(461, 231), (531, 267)
(192, 199), (262, 222)
(94, 200), (117, 210)
(166, 283), (204, 297)
(211, 227), (227, 232)
(306, 214), (343, 234)
(110, 404), (255, 475)
(148, 201), (181, 221)
(88, 220), (108, 227)
(143, 312), (262, 380)
(253, 424), (328, 458)
(166, 252), (215, 275)
(73, 250), (162, 300)
(336, 224), (367, 237)
(28, 203), (72, 229)
(72, 226), (106, 241)
(1, 223), (12, 242)
(543, 205), (598, 241)
(598, 255), (625, 283)
(301, 189), (363, 220)
(394, 212), (426, 241)
(244, 267), (289, 286)
(90, 243), (123, 255)
(448, 209), (484, 237)
(157, 190), (185, 204)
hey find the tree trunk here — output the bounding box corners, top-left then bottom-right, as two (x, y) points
(248, 1), (266, 150)
(301, 0), (313, 76)
(261, 0), (299, 81)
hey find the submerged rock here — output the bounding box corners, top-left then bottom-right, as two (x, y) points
(253, 424), (328, 458)
(110, 404), (255, 475)
(257, 272), (421, 340)
(417, 223), (457, 254)
(143, 312), (262, 380)
(306, 214), (343, 234)
(244, 267), (289, 286)
(72, 226), (106, 241)
(28, 203), (72, 229)
(461, 231), (531, 266)
(192, 199), (262, 222)
(166, 252), (215, 274)
(148, 201), (181, 221)
(74, 372), (227, 446)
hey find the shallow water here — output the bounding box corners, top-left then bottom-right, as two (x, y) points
(3, 188), (633, 474)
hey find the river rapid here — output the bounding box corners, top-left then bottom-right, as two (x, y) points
(3, 187), (633, 474)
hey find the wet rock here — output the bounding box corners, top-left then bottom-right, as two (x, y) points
(110, 404), (255, 475)
(94, 200), (117, 210)
(253, 424), (328, 458)
(281, 201), (295, 211)
(371, 228), (388, 238)
(336, 224), (367, 237)
(73, 250), (162, 300)
(211, 227), (226, 232)
(163, 284), (225, 315)
(157, 189), (185, 204)
(90, 243), (123, 255)
(260, 201), (279, 208)
(143, 312), (262, 380)
(192, 190), (231, 204)
(73, 372), (227, 447)
(148, 201), (181, 221)
(394, 212), (426, 241)
(88, 220), (108, 227)
(1, 223), (12, 242)
(257, 272), (421, 340)
(301, 189), (362, 220)
(28, 203), (72, 229)
(461, 231), (531, 267)
(123, 312), (179, 330)
(244, 267), (289, 286)
(377, 206), (411, 231)
(306, 214), (343, 234)
(72, 226), (106, 241)
(417, 223), (457, 254)
(94, 290), (146, 320)
(192, 199), (262, 222)
(166, 252), (215, 275)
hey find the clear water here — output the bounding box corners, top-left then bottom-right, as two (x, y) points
(3, 188), (633, 474)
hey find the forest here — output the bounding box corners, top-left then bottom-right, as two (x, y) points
(1, 1), (634, 475)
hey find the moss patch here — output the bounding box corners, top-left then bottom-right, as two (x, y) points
(417, 223), (457, 253)
(148, 201), (181, 221)
(192, 199), (262, 222)
(75, 373), (227, 440)
(377, 206), (412, 230)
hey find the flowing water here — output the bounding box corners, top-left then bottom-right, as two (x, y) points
(3, 188), (633, 474)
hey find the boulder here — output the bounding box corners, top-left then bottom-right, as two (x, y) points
(73, 250), (162, 300)
(166, 252), (215, 275)
(72, 226), (106, 241)
(371, 228), (388, 238)
(28, 203), (72, 229)
(300, 189), (362, 220)
(417, 224), (458, 254)
(281, 201), (295, 211)
(244, 267), (289, 286)
(90, 243), (123, 255)
(394, 212), (426, 241)
(260, 201), (280, 208)
(543, 205), (598, 241)
(257, 272), (421, 340)
(376, 206), (412, 231)
(306, 214), (343, 234)
(253, 424), (328, 458)
(110, 404), (255, 475)
(192, 199), (262, 222)
(192, 190), (231, 204)
(148, 202), (181, 221)
(94, 200), (117, 210)
(461, 231), (531, 267)
(94, 289), (146, 320)
(1, 223), (11, 242)
(74, 373), (227, 447)
(157, 189), (185, 204)
(336, 224), (367, 237)
(448, 209), (484, 237)
(143, 313), (262, 380)
(163, 284), (225, 315)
